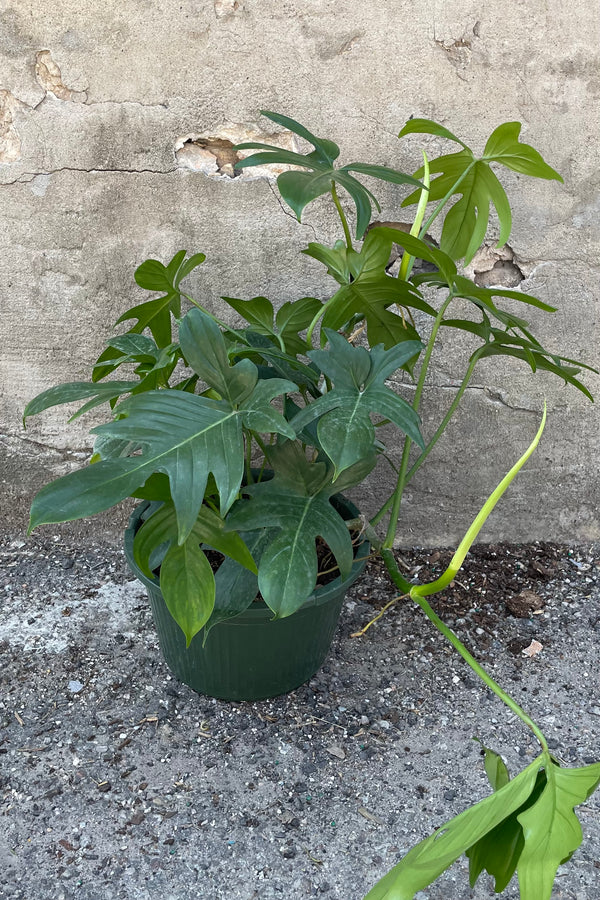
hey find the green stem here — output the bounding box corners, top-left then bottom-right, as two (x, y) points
(371, 353), (479, 529)
(381, 548), (548, 751)
(331, 182), (353, 250)
(253, 432), (271, 467)
(181, 293), (250, 345)
(418, 163), (475, 241)
(398, 151), (430, 282)
(381, 294), (455, 548)
(244, 429), (254, 486)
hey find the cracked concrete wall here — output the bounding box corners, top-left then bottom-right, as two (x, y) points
(1, 0), (599, 544)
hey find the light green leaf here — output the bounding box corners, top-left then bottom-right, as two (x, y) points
(275, 297), (323, 354)
(364, 758), (542, 899)
(483, 122), (563, 181)
(224, 295), (275, 333)
(467, 768), (547, 893)
(400, 119), (562, 263)
(302, 240), (352, 284)
(477, 741), (511, 792)
(517, 759), (600, 899)
(160, 536), (215, 646)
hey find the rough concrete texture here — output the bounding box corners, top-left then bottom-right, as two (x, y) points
(1, 0), (599, 543)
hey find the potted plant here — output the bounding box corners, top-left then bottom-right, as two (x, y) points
(24, 110), (599, 897)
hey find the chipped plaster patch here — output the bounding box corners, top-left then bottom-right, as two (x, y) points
(0, 89), (24, 164)
(35, 49), (87, 103)
(175, 122), (299, 179)
(466, 243), (524, 288)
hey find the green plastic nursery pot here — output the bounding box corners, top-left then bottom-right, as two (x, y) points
(124, 500), (369, 701)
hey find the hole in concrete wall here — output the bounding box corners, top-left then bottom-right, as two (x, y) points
(468, 244), (524, 288)
(35, 49), (87, 103)
(175, 124), (299, 180)
(176, 137), (242, 178)
(0, 89), (23, 163)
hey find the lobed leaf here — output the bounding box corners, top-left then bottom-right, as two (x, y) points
(292, 331), (423, 477)
(517, 759), (600, 899)
(399, 119), (562, 263)
(23, 380), (136, 425)
(364, 758), (542, 899)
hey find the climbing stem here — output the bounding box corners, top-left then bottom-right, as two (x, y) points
(418, 163), (474, 240)
(381, 294), (455, 547)
(398, 151), (430, 281)
(371, 353), (479, 529)
(331, 182), (353, 250)
(381, 548), (549, 751)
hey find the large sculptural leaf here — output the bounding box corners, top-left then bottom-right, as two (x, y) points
(317, 228), (437, 348)
(226, 444), (372, 617)
(28, 391), (243, 543)
(29, 381), (295, 543)
(291, 330), (423, 477)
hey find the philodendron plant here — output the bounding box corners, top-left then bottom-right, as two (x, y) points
(25, 111), (599, 897)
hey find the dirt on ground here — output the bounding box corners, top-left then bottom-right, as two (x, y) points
(1, 532), (599, 900)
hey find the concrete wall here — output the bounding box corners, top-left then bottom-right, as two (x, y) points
(1, 0), (599, 545)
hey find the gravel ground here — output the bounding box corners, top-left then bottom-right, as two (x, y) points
(1, 533), (599, 900)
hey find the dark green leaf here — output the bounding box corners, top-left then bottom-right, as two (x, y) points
(398, 118), (470, 149)
(179, 308), (258, 405)
(318, 229), (435, 349)
(236, 111), (423, 238)
(226, 443), (354, 617)
(259, 110), (341, 164)
(114, 294), (178, 349)
(23, 380), (136, 424)
(343, 162), (425, 189)
(239, 378), (298, 439)
(290, 331), (423, 477)
(29, 391), (245, 543)
(133, 501), (257, 580)
(204, 529), (274, 640)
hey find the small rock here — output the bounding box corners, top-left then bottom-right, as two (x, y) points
(506, 590), (544, 618)
(68, 681), (84, 693)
